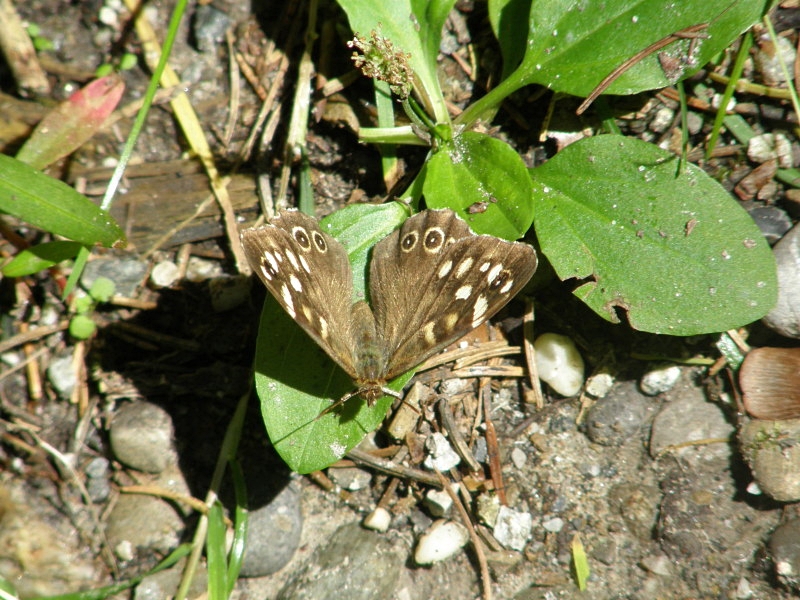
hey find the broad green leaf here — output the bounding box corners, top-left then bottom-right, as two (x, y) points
(532, 135), (776, 335)
(337, 0), (455, 123)
(1, 240), (83, 277)
(571, 533), (590, 591)
(256, 203), (412, 474)
(16, 75), (125, 170)
(423, 131), (533, 239)
(488, 0), (532, 79)
(0, 154), (126, 248)
(495, 0), (768, 99)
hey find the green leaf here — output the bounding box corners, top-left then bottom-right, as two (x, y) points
(0, 154), (126, 247)
(571, 533), (591, 591)
(498, 0), (768, 98)
(532, 135), (777, 335)
(69, 314), (96, 339)
(16, 75), (125, 170)
(1, 240), (83, 277)
(88, 277), (115, 302)
(255, 203), (412, 474)
(337, 0), (454, 123)
(488, 0), (532, 79)
(423, 131), (534, 239)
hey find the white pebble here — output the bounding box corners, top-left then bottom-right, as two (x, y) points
(414, 520), (469, 565)
(585, 372), (615, 398)
(363, 507), (391, 532)
(150, 260), (180, 288)
(493, 506), (532, 551)
(542, 516), (564, 533)
(639, 364), (681, 395)
(424, 488), (453, 518)
(423, 432), (461, 471)
(510, 447), (527, 469)
(534, 333), (585, 396)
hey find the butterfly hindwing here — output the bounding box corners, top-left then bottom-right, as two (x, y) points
(240, 210), (360, 380)
(369, 209), (537, 380)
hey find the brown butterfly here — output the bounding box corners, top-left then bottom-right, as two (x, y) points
(241, 208), (537, 408)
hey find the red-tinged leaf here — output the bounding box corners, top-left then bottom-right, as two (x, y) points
(16, 75), (125, 170)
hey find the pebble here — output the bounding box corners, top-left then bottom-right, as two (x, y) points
(106, 470), (188, 559)
(493, 506), (532, 552)
(640, 553), (673, 576)
(533, 333), (585, 396)
(648, 107), (674, 133)
(277, 522), (405, 600)
(747, 205), (792, 245)
(762, 223), (800, 338)
(738, 418), (800, 502)
(422, 432), (461, 471)
(510, 446), (527, 469)
(475, 493), (501, 527)
(82, 257), (147, 297)
(149, 260), (180, 288)
(414, 520), (469, 565)
(47, 354), (76, 399)
(240, 483), (303, 577)
(753, 34), (796, 87)
(84, 457), (111, 503)
(363, 507), (392, 532)
(542, 516), (564, 533)
(649, 390), (734, 463)
(185, 256), (222, 282)
(192, 3), (232, 53)
(423, 488), (453, 518)
(134, 562), (206, 600)
(639, 363), (681, 395)
(747, 132), (793, 167)
(584, 381), (649, 446)
(584, 371), (614, 399)
(608, 483), (660, 540)
(109, 400), (176, 473)
(769, 518), (800, 592)
(328, 466), (372, 491)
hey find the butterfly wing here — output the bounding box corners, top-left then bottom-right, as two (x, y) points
(241, 210), (360, 380)
(369, 209), (537, 380)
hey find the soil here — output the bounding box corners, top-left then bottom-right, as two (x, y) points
(1, 2), (799, 600)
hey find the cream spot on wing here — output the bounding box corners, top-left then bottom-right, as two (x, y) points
(264, 251), (279, 273)
(285, 249), (299, 270)
(289, 274), (302, 292)
(260, 265), (273, 281)
(299, 254), (311, 273)
(487, 263), (503, 284)
(281, 284), (295, 317)
(302, 305), (312, 321)
(319, 316), (329, 340)
(438, 260), (453, 278)
(479, 261), (490, 272)
(423, 321), (437, 345)
(500, 278), (514, 294)
(454, 257), (474, 278)
(472, 295), (488, 328)
(444, 312), (459, 330)
(455, 285), (472, 300)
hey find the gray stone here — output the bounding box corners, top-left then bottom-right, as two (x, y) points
(109, 401), (176, 473)
(240, 483), (303, 577)
(585, 381), (648, 446)
(277, 522), (405, 600)
(82, 257), (147, 298)
(763, 223), (800, 338)
(47, 354), (76, 399)
(769, 518), (800, 592)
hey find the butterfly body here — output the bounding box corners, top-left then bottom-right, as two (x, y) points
(241, 208), (537, 408)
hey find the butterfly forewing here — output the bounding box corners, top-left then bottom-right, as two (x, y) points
(369, 209), (537, 381)
(240, 210), (361, 380)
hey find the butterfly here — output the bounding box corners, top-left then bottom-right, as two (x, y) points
(240, 208), (537, 409)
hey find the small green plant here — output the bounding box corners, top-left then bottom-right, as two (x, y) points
(254, 0), (777, 473)
(68, 277), (116, 340)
